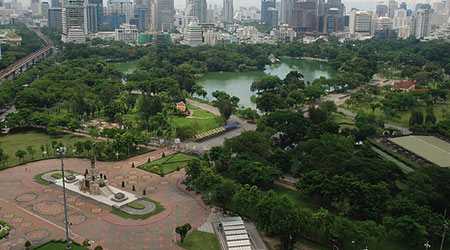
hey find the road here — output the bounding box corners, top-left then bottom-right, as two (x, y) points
(182, 99), (257, 153)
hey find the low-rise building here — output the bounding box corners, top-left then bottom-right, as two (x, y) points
(114, 23), (138, 43)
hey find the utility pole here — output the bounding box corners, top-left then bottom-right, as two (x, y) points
(57, 147), (71, 250)
(440, 209), (448, 250)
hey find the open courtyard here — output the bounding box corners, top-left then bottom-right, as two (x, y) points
(0, 149), (209, 250)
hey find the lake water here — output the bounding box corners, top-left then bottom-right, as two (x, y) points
(196, 58), (336, 108)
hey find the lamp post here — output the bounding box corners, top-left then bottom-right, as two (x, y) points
(57, 147), (71, 250)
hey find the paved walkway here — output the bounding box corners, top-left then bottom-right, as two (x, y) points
(0, 149), (210, 250)
(183, 99), (257, 152)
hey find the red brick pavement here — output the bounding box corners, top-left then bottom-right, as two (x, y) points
(0, 149), (210, 250)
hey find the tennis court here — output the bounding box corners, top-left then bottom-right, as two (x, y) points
(388, 136), (450, 167)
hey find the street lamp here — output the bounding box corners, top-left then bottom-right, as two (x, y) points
(56, 147), (71, 250)
(424, 241), (431, 250)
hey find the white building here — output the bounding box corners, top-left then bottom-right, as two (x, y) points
(62, 0), (85, 42)
(115, 23), (138, 43)
(409, 9), (431, 39)
(65, 26), (85, 43)
(393, 9), (408, 29)
(388, 0), (398, 18)
(349, 10), (372, 35)
(184, 21), (202, 46)
(376, 16), (393, 30)
(107, 0), (134, 23)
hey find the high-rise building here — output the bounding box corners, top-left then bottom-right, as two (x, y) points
(52, 0), (61, 7)
(376, 2), (388, 16)
(107, 0), (134, 23)
(41, 1), (49, 18)
(62, 0), (85, 42)
(432, 1), (445, 12)
(223, 0), (233, 23)
(291, 0), (317, 33)
(115, 23), (138, 43)
(280, 0), (295, 24)
(393, 9), (408, 28)
(388, 0), (397, 18)
(48, 7), (62, 30)
(376, 16), (393, 30)
(261, 0), (276, 26)
(134, 5), (149, 30)
(186, 0), (207, 23)
(409, 8), (431, 38)
(184, 21), (202, 46)
(349, 10), (372, 34)
(31, 0), (40, 15)
(155, 0), (174, 31)
(445, 0), (450, 14)
(324, 0), (345, 16)
(84, 0), (102, 32)
(319, 7), (344, 33)
(399, 2), (406, 10)
(266, 7), (278, 27)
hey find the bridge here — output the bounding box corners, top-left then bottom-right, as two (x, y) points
(0, 28), (55, 82)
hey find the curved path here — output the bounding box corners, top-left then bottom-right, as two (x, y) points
(0, 149), (209, 250)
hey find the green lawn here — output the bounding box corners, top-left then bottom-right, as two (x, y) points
(178, 230), (220, 250)
(343, 103), (450, 128)
(33, 241), (87, 250)
(108, 60), (139, 74)
(171, 116), (219, 133)
(139, 153), (198, 175)
(0, 131), (97, 170)
(111, 198), (165, 220)
(34, 169), (78, 185)
(0, 220), (10, 239)
(126, 201), (145, 210)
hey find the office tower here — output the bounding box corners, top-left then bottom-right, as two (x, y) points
(62, 0), (85, 42)
(48, 8), (62, 29)
(280, 0), (295, 24)
(31, 0), (40, 15)
(52, 0), (61, 7)
(266, 7), (278, 27)
(115, 23), (138, 42)
(376, 16), (393, 30)
(134, 5), (149, 30)
(376, 2), (388, 16)
(388, 0), (397, 18)
(41, 1), (49, 18)
(324, 0), (345, 16)
(223, 0), (233, 23)
(291, 0), (317, 33)
(393, 8), (407, 28)
(261, 0), (275, 26)
(409, 8), (431, 38)
(186, 0), (207, 22)
(107, 0), (134, 23)
(184, 21), (202, 46)
(155, 0), (174, 31)
(84, 0), (102, 32)
(319, 7), (344, 33)
(100, 14), (126, 29)
(349, 10), (372, 34)
(399, 1), (406, 9)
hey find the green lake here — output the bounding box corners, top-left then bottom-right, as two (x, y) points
(197, 58), (336, 108)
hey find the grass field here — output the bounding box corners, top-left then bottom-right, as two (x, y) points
(177, 230), (220, 250)
(0, 131), (97, 170)
(111, 198), (165, 220)
(34, 169), (79, 185)
(139, 153), (198, 175)
(0, 220), (9, 239)
(389, 135), (450, 167)
(33, 241), (87, 250)
(109, 60), (139, 74)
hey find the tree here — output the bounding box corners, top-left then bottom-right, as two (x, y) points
(213, 179), (238, 209)
(251, 75), (283, 93)
(26, 145), (36, 160)
(224, 131), (271, 159)
(83, 140), (92, 155)
(15, 149), (27, 162)
(319, 100), (338, 115)
(212, 91), (239, 121)
(256, 92), (286, 113)
(25, 240), (31, 249)
(74, 141), (85, 155)
(175, 223), (192, 243)
(409, 109), (424, 127)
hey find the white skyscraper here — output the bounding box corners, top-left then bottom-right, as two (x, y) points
(223, 0), (233, 23)
(349, 10), (372, 35)
(62, 0), (85, 42)
(107, 0), (134, 23)
(393, 8), (408, 29)
(409, 9), (431, 38)
(184, 21), (202, 46)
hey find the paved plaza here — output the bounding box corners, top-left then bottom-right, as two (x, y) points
(0, 149), (210, 250)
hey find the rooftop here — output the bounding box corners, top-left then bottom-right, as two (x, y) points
(393, 81), (416, 89)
